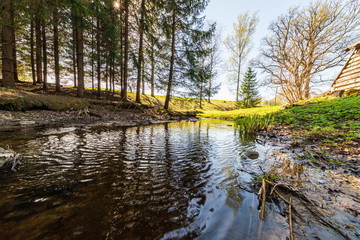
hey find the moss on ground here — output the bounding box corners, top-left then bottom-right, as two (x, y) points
(0, 88), (90, 111)
(0, 87), (236, 113)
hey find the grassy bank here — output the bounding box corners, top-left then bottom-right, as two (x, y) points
(126, 93), (237, 112)
(274, 95), (360, 148)
(199, 106), (282, 120)
(0, 85), (237, 112)
(0, 88), (90, 111)
(199, 93), (360, 149)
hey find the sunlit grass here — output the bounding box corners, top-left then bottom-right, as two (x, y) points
(235, 113), (274, 133)
(274, 95), (360, 147)
(0, 88), (90, 111)
(199, 105), (282, 120)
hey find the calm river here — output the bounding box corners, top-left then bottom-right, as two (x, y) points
(0, 119), (358, 239)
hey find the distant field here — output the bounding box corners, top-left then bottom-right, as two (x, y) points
(199, 106), (282, 120)
(84, 86), (238, 112)
(0, 85), (238, 112)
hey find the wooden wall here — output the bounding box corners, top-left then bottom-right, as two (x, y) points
(333, 48), (360, 91)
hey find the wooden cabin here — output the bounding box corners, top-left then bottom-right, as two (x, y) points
(332, 40), (360, 91)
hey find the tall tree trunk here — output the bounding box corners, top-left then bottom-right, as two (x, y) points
(105, 60), (108, 91)
(200, 82), (203, 109)
(142, 65), (145, 95)
(30, 15), (36, 85)
(75, 20), (84, 97)
(10, 1), (19, 83)
(96, 13), (101, 98)
(1, 0), (15, 87)
(72, 27), (77, 87)
(42, 22), (48, 90)
(112, 60), (115, 94)
(136, 0), (145, 103)
(208, 53), (213, 103)
(109, 61), (112, 93)
(121, 0), (129, 100)
(53, 6), (60, 92)
(164, 9), (176, 110)
(236, 57), (241, 102)
(91, 15), (94, 91)
(150, 39), (155, 97)
(35, 9), (42, 84)
(120, 25), (124, 93)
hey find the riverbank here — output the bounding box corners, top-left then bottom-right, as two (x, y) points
(0, 82), (238, 131)
(203, 94), (360, 169)
(272, 95), (360, 165)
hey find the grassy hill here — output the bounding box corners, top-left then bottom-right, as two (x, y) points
(0, 84), (238, 112)
(274, 95), (360, 148)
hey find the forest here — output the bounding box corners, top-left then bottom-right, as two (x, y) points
(1, 0), (360, 239)
(1, 0), (221, 110)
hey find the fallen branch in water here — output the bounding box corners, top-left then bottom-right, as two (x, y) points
(256, 177), (354, 240)
(289, 197), (294, 240)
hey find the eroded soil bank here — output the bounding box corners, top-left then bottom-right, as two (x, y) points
(0, 105), (196, 132)
(256, 127), (360, 239)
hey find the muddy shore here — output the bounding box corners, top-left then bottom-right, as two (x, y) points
(0, 104), (197, 132)
(260, 127), (360, 223)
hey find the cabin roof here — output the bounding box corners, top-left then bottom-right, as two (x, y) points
(345, 39), (360, 51)
(332, 40), (360, 88)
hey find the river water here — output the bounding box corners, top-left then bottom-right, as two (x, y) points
(0, 119), (359, 239)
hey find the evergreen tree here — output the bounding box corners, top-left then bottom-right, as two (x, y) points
(239, 67), (260, 108)
(163, 0), (210, 110)
(184, 23), (220, 109)
(0, 0), (15, 87)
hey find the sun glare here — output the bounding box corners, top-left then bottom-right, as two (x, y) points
(114, 1), (120, 9)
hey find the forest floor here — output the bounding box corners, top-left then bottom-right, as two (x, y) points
(0, 82), (215, 131)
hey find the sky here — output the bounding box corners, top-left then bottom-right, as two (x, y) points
(204, 0), (342, 101)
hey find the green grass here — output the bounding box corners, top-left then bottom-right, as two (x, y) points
(235, 113), (274, 134)
(0, 88), (90, 111)
(200, 93), (360, 148)
(87, 86), (238, 112)
(274, 95), (360, 147)
(0, 86), (237, 112)
(199, 105), (282, 120)
(253, 173), (279, 183)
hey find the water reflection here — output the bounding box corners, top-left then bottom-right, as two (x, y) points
(0, 120), (290, 239)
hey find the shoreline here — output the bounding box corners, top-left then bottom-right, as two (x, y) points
(0, 106), (198, 133)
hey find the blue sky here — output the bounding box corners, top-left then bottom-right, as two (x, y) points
(204, 0), (341, 101)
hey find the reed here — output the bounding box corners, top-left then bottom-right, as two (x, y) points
(235, 114), (274, 134)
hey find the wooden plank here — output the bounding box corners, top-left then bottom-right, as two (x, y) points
(334, 78), (360, 87)
(345, 54), (360, 64)
(341, 58), (360, 74)
(338, 67), (360, 79)
(334, 81), (360, 91)
(335, 78), (360, 87)
(332, 49), (356, 86)
(345, 40), (360, 51)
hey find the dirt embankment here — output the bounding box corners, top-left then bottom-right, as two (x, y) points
(0, 84), (198, 132)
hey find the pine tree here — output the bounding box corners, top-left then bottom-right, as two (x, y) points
(1, 0), (15, 87)
(239, 67), (260, 108)
(184, 23), (220, 109)
(163, 0), (210, 110)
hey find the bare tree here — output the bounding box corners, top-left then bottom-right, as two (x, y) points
(257, 0), (360, 103)
(224, 12), (259, 102)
